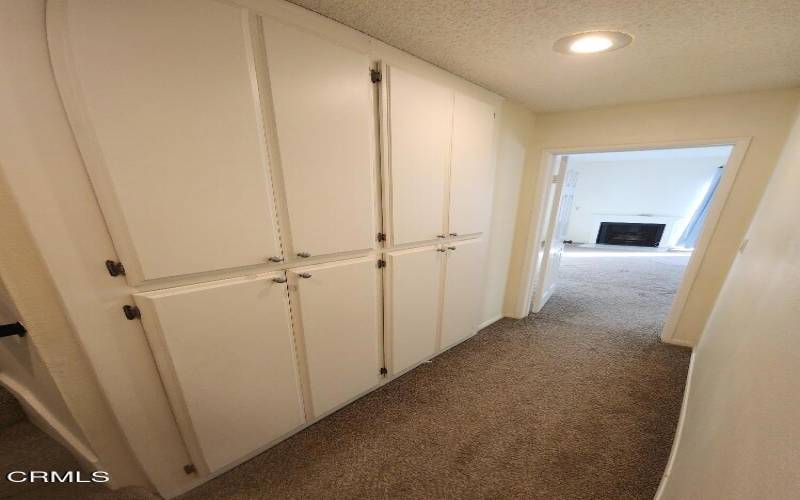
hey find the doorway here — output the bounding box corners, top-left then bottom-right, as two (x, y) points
(529, 145), (737, 336)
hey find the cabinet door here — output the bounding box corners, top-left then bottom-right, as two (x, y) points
(133, 273), (304, 476)
(262, 18), (376, 259)
(49, 0), (281, 283)
(385, 65), (453, 245)
(290, 258), (382, 417)
(385, 246), (443, 374)
(441, 239), (488, 349)
(449, 92), (497, 237)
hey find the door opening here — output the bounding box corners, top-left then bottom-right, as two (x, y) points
(529, 145), (735, 325)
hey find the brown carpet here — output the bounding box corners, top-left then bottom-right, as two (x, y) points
(180, 245), (691, 500)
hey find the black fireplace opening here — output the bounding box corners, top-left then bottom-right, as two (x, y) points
(596, 222), (666, 247)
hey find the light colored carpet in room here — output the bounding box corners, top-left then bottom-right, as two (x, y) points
(179, 245), (692, 500)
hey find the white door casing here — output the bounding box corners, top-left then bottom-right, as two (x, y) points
(133, 273), (305, 476)
(261, 17), (376, 260)
(449, 92), (497, 237)
(440, 238), (487, 349)
(384, 245), (443, 374)
(50, 0), (282, 283)
(384, 65), (453, 246)
(289, 257), (382, 418)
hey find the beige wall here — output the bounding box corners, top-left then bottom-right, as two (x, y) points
(482, 100), (535, 323)
(508, 88), (800, 345)
(658, 104), (800, 499)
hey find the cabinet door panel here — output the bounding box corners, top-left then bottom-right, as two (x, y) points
(291, 258), (382, 417)
(386, 246), (443, 374)
(450, 93), (497, 236)
(134, 274), (304, 475)
(263, 18), (376, 258)
(51, 0), (281, 282)
(441, 239), (487, 349)
(386, 66), (452, 245)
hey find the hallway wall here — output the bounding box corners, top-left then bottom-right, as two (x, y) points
(658, 103), (800, 499)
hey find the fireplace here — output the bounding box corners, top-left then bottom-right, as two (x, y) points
(596, 222), (666, 247)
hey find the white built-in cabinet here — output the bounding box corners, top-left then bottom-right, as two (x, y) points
(48, 0), (499, 485)
(288, 258), (383, 418)
(383, 65), (452, 246)
(449, 94), (497, 237)
(384, 246), (444, 374)
(133, 274), (304, 475)
(385, 239), (487, 374)
(383, 64), (497, 246)
(261, 18), (377, 260)
(441, 239), (488, 349)
(51, 0), (282, 283)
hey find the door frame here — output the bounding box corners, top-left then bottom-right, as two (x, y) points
(513, 137), (751, 346)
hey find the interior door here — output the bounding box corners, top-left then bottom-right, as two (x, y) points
(290, 257), (382, 418)
(385, 65), (453, 245)
(532, 160), (579, 313)
(449, 92), (497, 237)
(385, 246), (443, 374)
(440, 238), (487, 349)
(262, 18), (376, 260)
(133, 273), (304, 476)
(49, 0), (282, 283)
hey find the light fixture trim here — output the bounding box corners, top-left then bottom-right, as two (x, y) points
(553, 30), (633, 55)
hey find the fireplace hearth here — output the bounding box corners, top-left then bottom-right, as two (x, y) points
(596, 222), (666, 247)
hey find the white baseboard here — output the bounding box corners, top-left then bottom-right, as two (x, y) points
(0, 373), (99, 473)
(661, 336), (695, 348)
(478, 315), (504, 330)
(654, 350), (697, 499)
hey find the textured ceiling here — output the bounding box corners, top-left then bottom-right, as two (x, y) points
(286, 0), (800, 111)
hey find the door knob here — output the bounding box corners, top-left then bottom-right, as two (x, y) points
(298, 272), (312, 279)
(267, 256), (283, 263)
(297, 252), (311, 258)
(272, 276), (287, 283)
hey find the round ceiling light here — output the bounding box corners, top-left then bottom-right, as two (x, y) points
(553, 31), (633, 55)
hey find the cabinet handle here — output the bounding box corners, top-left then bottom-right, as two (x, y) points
(298, 272), (312, 279)
(297, 252), (311, 258)
(437, 248), (447, 253)
(449, 232), (458, 237)
(272, 277), (287, 284)
(447, 246), (456, 250)
(267, 256), (283, 263)
(436, 234), (447, 239)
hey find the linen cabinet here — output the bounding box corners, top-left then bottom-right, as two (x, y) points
(261, 17), (378, 260)
(441, 239), (488, 349)
(50, 0), (283, 284)
(382, 65), (497, 246)
(288, 257), (383, 418)
(384, 246), (444, 374)
(133, 273), (305, 476)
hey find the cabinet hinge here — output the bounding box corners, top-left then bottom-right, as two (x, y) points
(122, 305), (141, 320)
(183, 464), (197, 475)
(370, 69), (382, 83)
(105, 260), (126, 277)
(377, 259), (386, 268)
(379, 367), (388, 376)
(376, 232), (386, 242)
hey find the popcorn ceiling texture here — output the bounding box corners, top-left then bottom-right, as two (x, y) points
(286, 0), (800, 111)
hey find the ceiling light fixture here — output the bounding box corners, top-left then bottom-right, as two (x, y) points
(553, 31), (632, 55)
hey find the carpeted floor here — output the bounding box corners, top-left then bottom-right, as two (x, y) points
(180, 245), (692, 500)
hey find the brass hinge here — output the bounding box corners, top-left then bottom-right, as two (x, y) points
(376, 232), (386, 242)
(379, 367), (388, 376)
(377, 259), (386, 268)
(370, 69), (382, 83)
(123, 305), (141, 320)
(105, 260), (126, 277)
